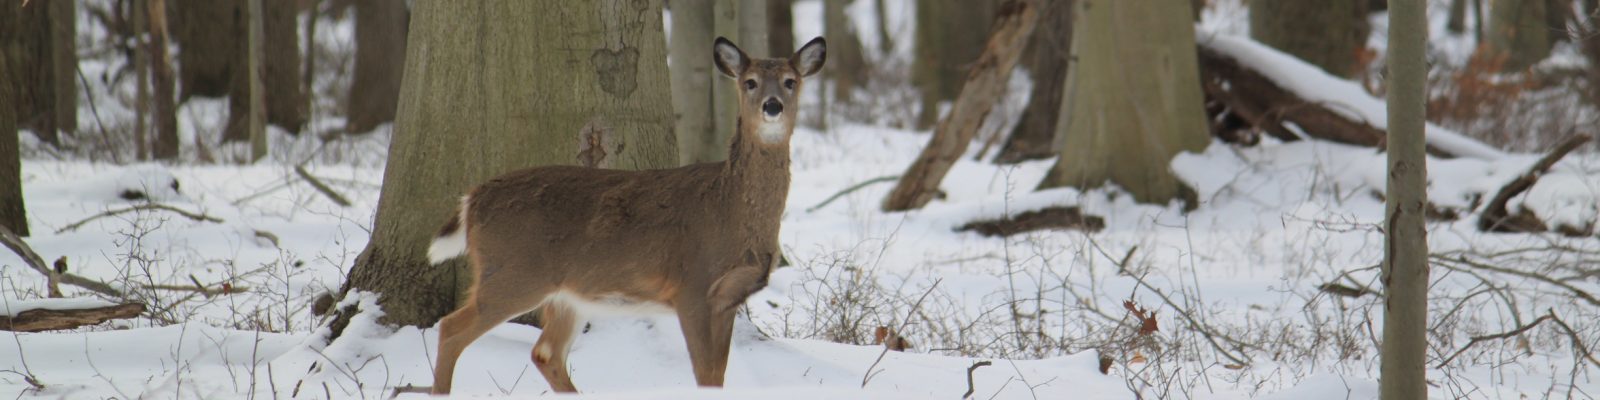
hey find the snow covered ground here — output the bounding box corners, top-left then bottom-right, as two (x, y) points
(5, 0), (1600, 399)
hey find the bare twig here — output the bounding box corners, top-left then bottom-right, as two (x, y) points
(862, 278), (943, 387)
(295, 165), (353, 207)
(806, 175), (900, 213)
(56, 204), (224, 234)
(1433, 254), (1600, 308)
(0, 225), (124, 297)
(963, 360), (993, 399)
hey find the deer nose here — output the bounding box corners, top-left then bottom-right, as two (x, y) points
(762, 99), (783, 117)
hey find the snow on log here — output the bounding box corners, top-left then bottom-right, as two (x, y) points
(1198, 35), (1506, 160)
(1, 298), (144, 332)
(1478, 134), (1594, 234)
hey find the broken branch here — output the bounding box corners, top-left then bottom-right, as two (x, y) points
(0, 225), (124, 298)
(0, 302), (144, 332)
(56, 203), (224, 234)
(1476, 134), (1592, 233)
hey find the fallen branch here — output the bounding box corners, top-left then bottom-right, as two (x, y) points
(956, 206), (1106, 237)
(0, 302), (144, 332)
(295, 165), (353, 207)
(0, 225), (124, 298)
(1476, 134), (1592, 233)
(962, 360), (993, 399)
(1435, 313), (1554, 368)
(806, 175), (900, 213)
(56, 203), (224, 234)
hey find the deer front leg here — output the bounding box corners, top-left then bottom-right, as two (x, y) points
(675, 294), (738, 387)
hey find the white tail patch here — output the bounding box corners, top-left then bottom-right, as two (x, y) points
(427, 196), (471, 264)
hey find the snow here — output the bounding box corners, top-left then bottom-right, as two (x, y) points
(0, 297), (118, 317)
(5, 1), (1600, 399)
(1200, 34), (1508, 161)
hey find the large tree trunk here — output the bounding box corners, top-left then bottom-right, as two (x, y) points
(0, 51), (25, 237)
(1448, 0), (1469, 34)
(1378, 0), (1429, 398)
(149, 0), (181, 161)
(333, 0), (679, 332)
(1, 0), (77, 147)
(767, 0), (794, 55)
(347, 0), (409, 134)
(882, 1), (1037, 212)
(174, 0), (238, 100)
(672, 0), (718, 165)
(912, 0), (994, 130)
(1037, 0), (1209, 208)
(995, 0), (1072, 164)
(245, 0), (268, 161)
(824, 0), (866, 103)
(1483, 0), (1551, 70)
(1248, 0), (1371, 78)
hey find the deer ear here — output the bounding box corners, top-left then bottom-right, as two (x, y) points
(791, 37), (826, 77)
(713, 37), (748, 78)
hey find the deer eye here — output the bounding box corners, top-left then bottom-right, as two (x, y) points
(784, 79), (796, 89)
(743, 79), (757, 90)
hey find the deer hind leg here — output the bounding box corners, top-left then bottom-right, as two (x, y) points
(675, 295), (738, 387)
(433, 287), (549, 395)
(531, 297), (584, 393)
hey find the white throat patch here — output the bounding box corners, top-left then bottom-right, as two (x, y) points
(757, 120), (788, 144)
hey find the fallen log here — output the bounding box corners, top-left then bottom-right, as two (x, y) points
(1, 302), (145, 332)
(1198, 42), (1461, 158)
(956, 206), (1105, 237)
(882, 1), (1037, 211)
(1477, 134), (1593, 234)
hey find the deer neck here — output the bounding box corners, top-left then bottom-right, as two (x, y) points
(720, 117), (792, 222)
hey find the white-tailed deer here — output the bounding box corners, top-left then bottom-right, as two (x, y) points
(425, 37), (825, 394)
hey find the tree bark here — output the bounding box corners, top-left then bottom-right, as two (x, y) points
(347, 0), (409, 134)
(1, 0), (76, 146)
(1484, 0), (1551, 70)
(912, 0), (994, 130)
(1448, 0), (1468, 34)
(333, 0), (679, 332)
(825, 0), (867, 103)
(174, 0), (238, 100)
(148, 0), (181, 161)
(133, 0), (150, 161)
(223, 0), (306, 142)
(1378, 1), (1429, 399)
(1037, 0), (1209, 208)
(0, 50), (24, 237)
(245, 0), (267, 162)
(883, 1), (1036, 212)
(995, 0), (1072, 164)
(710, 0), (741, 161)
(1248, 0), (1371, 78)
(672, 0), (718, 165)
(768, 0), (794, 55)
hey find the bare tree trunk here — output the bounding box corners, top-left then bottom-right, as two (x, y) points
(768, 0), (794, 55)
(148, 0), (181, 161)
(263, 0), (306, 134)
(1037, 0), (1209, 208)
(1249, 0), (1371, 78)
(1, 0), (77, 147)
(912, 0), (994, 130)
(348, 0), (409, 134)
(1448, 0), (1468, 34)
(304, 0), (318, 119)
(133, 0), (150, 161)
(0, 50), (25, 237)
(333, 0), (679, 332)
(174, 0), (238, 100)
(874, 0), (894, 54)
(883, 1), (1037, 212)
(1484, 0), (1551, 70)
(825, 0), (866, 103)
(246, 0), (268, 162)
(1379, 0), (1429, 399)
(995, 0), (1072, 164)
(709, 0), (741, 161)
(673, 0), (717, 165)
